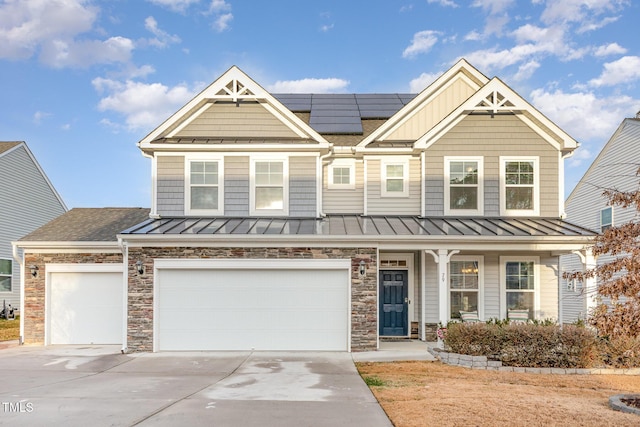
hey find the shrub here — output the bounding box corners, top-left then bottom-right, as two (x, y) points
(444, 322), (600, 368)
(598, 335), (640, 368)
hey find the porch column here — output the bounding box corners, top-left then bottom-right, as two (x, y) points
(426, 249), (459, 326)
(572, 248), (598, 318)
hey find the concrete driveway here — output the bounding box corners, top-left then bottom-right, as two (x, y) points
(0, 345), (392, 426)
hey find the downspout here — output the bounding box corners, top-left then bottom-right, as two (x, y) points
(117, 237), (128, 353)
(11, 243), (24, 345)
(317, 145), (334, 217)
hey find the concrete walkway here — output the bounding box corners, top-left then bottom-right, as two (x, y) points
(353, 340), (437, 362)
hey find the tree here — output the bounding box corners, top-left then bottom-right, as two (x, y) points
(565, 168), (640, 339)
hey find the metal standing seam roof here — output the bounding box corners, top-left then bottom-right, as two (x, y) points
(120, 215), (597, 238)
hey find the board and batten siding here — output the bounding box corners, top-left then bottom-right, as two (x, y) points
(560, 118), (640, 323)
(425, 114), (559, 217)
(156, 156), (185, 216)
(0, 144), (66, 308)
(366, 157), (421, 216)
(289, 156), (317, 217)
(174, 102), (299, 139)
(386, 77), (477, 141)
(322, 161), (365, 214)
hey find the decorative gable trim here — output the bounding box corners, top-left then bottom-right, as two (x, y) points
(414, 78), (578, 151)
(357, 58), (489, 149)
(139, 66), (329, 148)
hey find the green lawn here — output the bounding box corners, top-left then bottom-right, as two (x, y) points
(0, 316), (19, 341)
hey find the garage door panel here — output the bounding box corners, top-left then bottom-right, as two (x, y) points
(157, 267), (349, 351)
(50, 271), (123, 345)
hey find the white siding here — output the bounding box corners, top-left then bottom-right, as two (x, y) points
(0, 144), (66, 308)
(366, 157), (421, 215)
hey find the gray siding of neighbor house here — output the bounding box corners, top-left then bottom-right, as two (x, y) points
(224, 156), (249, 216)
(322, 161), (365, 214)
(425, 114), (559, 217)
(366, 157), (422, 216)
(289, 156), (317, 217)
(0, 144), (66, 308)
(560, 119), (640, 323)
(156, 156), (185, 216)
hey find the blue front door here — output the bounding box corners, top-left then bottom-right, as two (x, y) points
(379, 270), (408, 336)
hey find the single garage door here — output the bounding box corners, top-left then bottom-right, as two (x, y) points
(49, 269), (123, 345)
(156, 260), (350, 351)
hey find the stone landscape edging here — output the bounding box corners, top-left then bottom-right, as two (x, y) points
(429, 348), (640, 375)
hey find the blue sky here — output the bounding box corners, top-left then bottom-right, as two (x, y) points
(1, 0), (639, 208)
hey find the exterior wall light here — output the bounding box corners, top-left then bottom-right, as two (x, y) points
(359, 260), (366, 277)
(29, 265), (38, 278)
(135, 260), (144, 275)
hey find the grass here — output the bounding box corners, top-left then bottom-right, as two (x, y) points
(0, 316), (19, 341)
(357, 360), (640, 427)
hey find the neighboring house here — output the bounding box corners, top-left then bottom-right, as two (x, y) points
(16, 59), (595, 352)
(560, 115), (640, 324)
(0, 141), (66, 312)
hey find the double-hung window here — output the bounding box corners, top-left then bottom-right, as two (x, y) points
(328, 159), (355, 189)
(500, 157), (539, 216)
(0, 259), (11, 292)
(251, 158), (288, 215)
(186, 158), (223, 215)
(600, 206), (613, 232)
(445, 157), (483, 215)
(501, 257), (539, 320)
(381, 158), (409, 197)
(449, 257), (483, 320)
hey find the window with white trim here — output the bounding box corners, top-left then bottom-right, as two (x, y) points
(251, 158), (288, 214)
(500, 157), (539, 216)
(328, 159), (355, 189)
(449, 257), (482, 320)
(186, 158), (223, 215)
(381, 159), (409, 197)
(0, 259), (11, 292)
(445, 157), (483, 215)
(600, 206), (613, 232)
(501, 257), (539, 320)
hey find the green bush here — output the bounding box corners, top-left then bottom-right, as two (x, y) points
(444, 322), (600, 368)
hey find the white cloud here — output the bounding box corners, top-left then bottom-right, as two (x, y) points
(144, 16), (181, 48)
(93, 78), (198, 131)
(39, 36), (134, 68)
(513, 60), (540, 81)
(567, 145), (593, 168)
(213, 12), (233, 32)
(529, 88), (637, 143)
(540, 0), (627, 25)
(409, 72), (441, 92)
(209, 0), (231, 13)
(471, 0), (514, 15)
(593, 43), (627, 57)
(402, 30), (441, 59)
(427, 0), (458, 7)
(588, 56), (640, 87)
(320, 24), (334, 32)
(33, 111), (51, 125)
(147, 0), (200, 12)
(0, 0), (97, 60)
(268, 78), (350, 93)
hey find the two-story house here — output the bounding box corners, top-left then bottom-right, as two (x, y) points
(1, 141), (66, 314)
(560, 115), (640, 324)
(16, 59), (594, 352)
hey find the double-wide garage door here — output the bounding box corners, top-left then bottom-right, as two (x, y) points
(48, 266), (123, 345)
(155, 260), (350, 351)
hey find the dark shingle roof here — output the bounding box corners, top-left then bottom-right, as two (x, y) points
(20, 208), (150, 242)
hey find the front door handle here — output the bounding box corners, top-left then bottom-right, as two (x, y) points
(405, 297), (409, 303)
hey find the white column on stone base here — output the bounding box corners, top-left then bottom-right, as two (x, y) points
(583, 248), (598, 317)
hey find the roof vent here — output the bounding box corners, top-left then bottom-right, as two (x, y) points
(636, 110), (640, 119)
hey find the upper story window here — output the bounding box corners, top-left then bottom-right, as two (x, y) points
(500, 157), (539, 216)
(251, 158), (288, 215)
(600, 206), (613, 232)
(186, 158), (223, 215)
(501, 257), (539, 321)
(381, 158), (409, 197)
(0, 259), (12, 292)
(328, 159), (355, 189)
(444, 157), (483, 215)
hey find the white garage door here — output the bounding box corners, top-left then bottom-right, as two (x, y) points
(49, 270), (123, 345)
(156, 261), (350, 351)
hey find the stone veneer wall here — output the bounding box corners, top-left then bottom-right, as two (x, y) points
(127, 247), (377, 352)
(22, 253), (123, 345)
